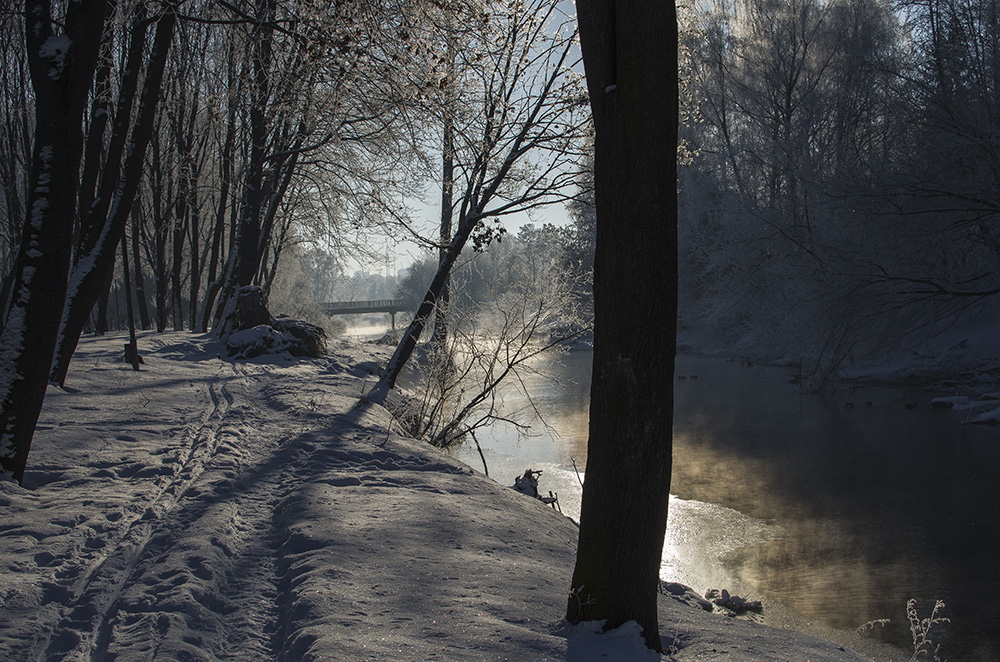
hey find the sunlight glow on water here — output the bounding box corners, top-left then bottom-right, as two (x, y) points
(445, 348), (1000, 661)
(661, 496), (775, 594)
(447, 351), (778, 601)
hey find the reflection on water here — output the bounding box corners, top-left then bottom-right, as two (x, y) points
(449, 349), (1000, 661)
(661, 496), (774, 598)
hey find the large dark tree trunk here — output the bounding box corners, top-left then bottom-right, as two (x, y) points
(0, 0), (108, 483)
(566, 0), (679, 652)
(50, 7), (176, 386)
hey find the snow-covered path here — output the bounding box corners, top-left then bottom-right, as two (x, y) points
(1, 337), (283, 660)
(0, 334), (578, 661)
(1, 333), (872, 661)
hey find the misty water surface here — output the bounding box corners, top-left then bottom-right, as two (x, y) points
(450, 349), (1000, 661)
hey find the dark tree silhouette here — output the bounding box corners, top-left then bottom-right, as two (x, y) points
(566, 0), (679, 652)
(50, 5), (176, 386)
(0, 0), (109, 483)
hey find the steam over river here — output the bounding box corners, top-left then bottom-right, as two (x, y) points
(448, 350), (1000, 661)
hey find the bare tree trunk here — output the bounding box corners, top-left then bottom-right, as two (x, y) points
(0, 0), (108, 483)
(171, 193), (186, 331)
(0, 25), (32, 297)
(566, 0), (679, 652)
(169, 83), (198, 332)
(212, 0), (275, 335)
(368, 209), (484, 402)
(50, 8), (175, 385)
(74, 1), (144, 265)
(238, 0), (274, 289)
(121, 232), (140, 371)
(199, 138), (232, 331)
(77, 21), (114, 232)
(188, 185), (201, 331)
(256, 145), (299, 279)
(131, 206), (151, 329)
(151, 134), (170, 332)
(94, 267), (114, 334)
(432, 38), (456, 349)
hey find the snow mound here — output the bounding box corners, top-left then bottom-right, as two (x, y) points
(930, 396), (969, 408)
(561, 620), (661, 660)
(225, 317), (327, 359)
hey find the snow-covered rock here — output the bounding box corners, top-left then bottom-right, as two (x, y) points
(930, 396), (969, 408)
(970, 405), (1000, 425)
(706, 588), (764, 614)
(661, 582), (714, 612)
(225, 317), (327, 359)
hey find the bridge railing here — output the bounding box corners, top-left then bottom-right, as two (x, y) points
(324, 299), (400, 310)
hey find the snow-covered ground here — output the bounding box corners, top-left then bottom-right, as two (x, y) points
(1, 332), (870, 661)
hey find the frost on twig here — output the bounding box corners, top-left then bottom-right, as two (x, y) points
(855, 598), (951, 661)
(856, 617), (890, 636)
(908, 598), (950, 661)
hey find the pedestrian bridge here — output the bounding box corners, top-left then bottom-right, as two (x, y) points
(321, 299), (406, 328)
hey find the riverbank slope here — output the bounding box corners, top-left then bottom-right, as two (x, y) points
(0, 332), (869, 660)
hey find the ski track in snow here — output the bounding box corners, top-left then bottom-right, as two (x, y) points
(0, 337), (310, 661)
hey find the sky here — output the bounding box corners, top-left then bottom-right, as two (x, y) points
(351, 0), (584, 276)
(384, 187), (576, 274)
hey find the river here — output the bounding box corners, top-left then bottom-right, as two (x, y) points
(447, 349), (1000, 661)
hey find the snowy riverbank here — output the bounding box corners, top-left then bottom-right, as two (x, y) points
(1, 332), (870, 661)
(681, 318), (1000, 396)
